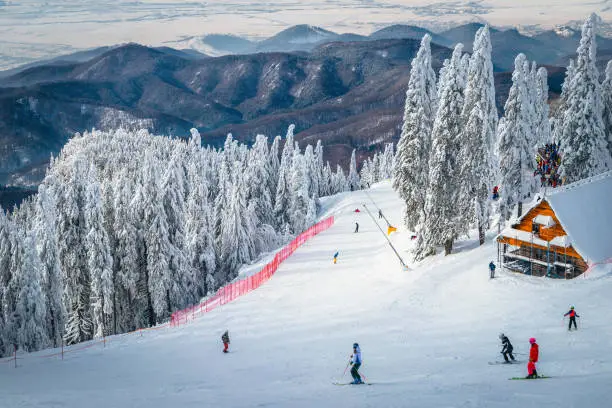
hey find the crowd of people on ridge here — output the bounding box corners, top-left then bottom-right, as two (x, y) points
(534, 142), (562, 188)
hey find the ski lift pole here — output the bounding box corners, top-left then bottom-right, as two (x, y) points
(363, 189), (392, 227)
(362, 203), (408, 269)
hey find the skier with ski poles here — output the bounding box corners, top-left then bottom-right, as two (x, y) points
(349, 343), (363, 384)
(526, 338), (539, 379)
(564, 306), (580, 331)
(222, 330), (230, 353)
(499, 333), (515, 363)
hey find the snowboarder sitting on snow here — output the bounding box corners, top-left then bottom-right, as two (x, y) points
(350, 343), (363, 384)
(526, 337), (539, 379)
(489, 261), (496, 279)
(222, 330), (230, 353)
(564, 306), (580, 331)
(499, 333), (515, 363)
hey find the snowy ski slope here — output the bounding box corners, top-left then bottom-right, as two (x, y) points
(2, 181), (612, 408)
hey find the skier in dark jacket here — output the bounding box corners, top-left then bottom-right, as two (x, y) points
(378, 209), (383, 219)
(564, 306), (580, 330)
(354, 222), (359, 233)
(222, 330), (230, 353)
(350, 343), (363, 384)
(499, 333), (515, 363)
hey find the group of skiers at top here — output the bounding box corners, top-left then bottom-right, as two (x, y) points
(499, 306), (580, 378)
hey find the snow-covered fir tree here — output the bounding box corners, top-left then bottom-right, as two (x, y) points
(416, 44), (466, 260)
(556, 14), (612, 183)
(601, 60), (612, 157)
(393, 34), (438, 231)
(496, 54), (537, 220)
(347, 149), (360, 192)
(457, 26), (497, 245)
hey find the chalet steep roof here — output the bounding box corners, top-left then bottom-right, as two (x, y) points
(544, 171), (612, 263)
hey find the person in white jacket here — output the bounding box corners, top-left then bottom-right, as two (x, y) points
(350, 343), (363, 384)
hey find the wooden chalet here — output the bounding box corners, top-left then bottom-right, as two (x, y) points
(497, 171), (612, 279)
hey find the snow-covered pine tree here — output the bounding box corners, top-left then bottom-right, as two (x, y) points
(457, 26), (497, 245)
(601, 60), (612, 156)
(113, 170), (142, 332)
(393, 34), (438, 231)
(32, 181), (65, 347)
(274, 126), (296, 230)
(84, 166), (114, 338)
(304, 145), (320, 200)
(0, 208), (17, 355)
(314, 140), (325, 196)
(184, 161), (216, 298)
(268, 135), (282, 199)
(534, 67), (551, 147)
(321, 161), (332, 196)
(57, 159), (93, 345)
(360, 159), (371, 188)
(496, 54), (536, 220)
(288, 147), (316, 234)
(6, 231), (50, 352)
(218, 162), (257, 279)
(347, 149), (360, 191)
(332, 164), (348, 194)
(416, 44), (466, 260)
(138, 151), (172, 323)
(557, 14), (612, 183)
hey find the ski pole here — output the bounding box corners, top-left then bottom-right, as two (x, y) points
(342, 360), (350, 377)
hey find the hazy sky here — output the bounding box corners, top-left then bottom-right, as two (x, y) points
(0, 1), (610, 70)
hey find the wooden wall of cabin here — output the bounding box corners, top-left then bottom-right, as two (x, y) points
(513, 200), (568, 242)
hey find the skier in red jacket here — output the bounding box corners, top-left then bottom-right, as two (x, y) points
(564, 306), (580, 331)
(526, 337), (539, 379)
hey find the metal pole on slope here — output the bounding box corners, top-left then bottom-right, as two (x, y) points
(362, 203), (408, 270)
(363, 189), (392, 227)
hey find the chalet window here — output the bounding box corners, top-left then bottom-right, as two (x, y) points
(532, 223), (540, 236)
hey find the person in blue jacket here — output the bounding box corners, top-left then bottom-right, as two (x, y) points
(489, 261), (496, 279)
(350, 343), (363, 384)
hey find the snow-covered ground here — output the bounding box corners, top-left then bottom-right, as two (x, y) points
(1, 0), (611, 70)
(2, 181), (612, 407)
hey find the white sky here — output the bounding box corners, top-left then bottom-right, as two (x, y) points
(0, 1), (610, 70)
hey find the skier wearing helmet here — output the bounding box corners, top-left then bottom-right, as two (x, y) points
(564, 306), (580, 331)
(526, 338), (539, 379)
(350, 343), (363, 384)
(499, 334), (515, 363)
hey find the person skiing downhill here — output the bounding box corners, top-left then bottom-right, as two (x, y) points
(499, 334), (515, 363)
(526, 337), (539, 379)
(222, 330), (230, 353)
(489, 261), (496, 279)
(354, 222), (359, 233)
(333, 251), (339, 264)
(350, 343), (363, 384)
(564, 306), (580, 331)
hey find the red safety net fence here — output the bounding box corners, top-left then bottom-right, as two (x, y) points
(0, 216), (334, 367)
(170, 216), (334, 327)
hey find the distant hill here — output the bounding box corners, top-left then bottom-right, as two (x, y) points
(0, 37), (568, 192)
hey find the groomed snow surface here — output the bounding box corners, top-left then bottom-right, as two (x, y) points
(2, 181), (612, 408)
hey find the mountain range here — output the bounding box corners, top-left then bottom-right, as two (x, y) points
(2, 22), (610, 197)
